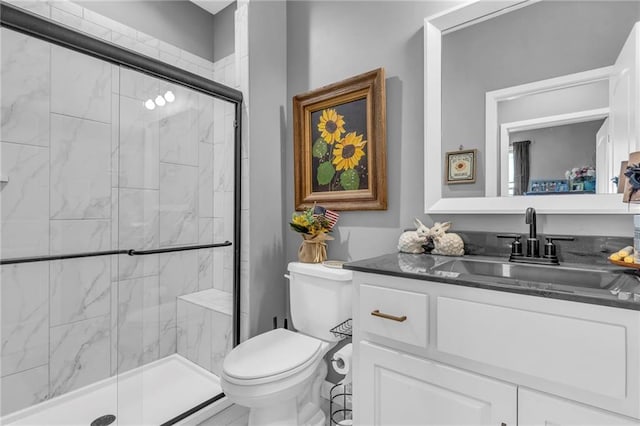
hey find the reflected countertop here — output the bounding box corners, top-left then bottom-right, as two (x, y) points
(343, 253), (640, 311)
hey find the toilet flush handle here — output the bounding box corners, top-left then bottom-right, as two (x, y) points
(284, 274), (290, 280)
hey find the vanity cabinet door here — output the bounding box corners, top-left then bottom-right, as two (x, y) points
(357, 341), (517, 426)
(519, 388), (640, 426)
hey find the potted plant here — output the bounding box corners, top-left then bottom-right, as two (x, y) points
(289, 205), (338, 263)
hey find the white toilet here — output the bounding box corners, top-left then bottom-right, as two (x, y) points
(221, 262), (352, 426)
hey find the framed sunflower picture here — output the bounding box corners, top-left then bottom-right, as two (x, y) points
(445, 149), (477, 184)
(293, 68), (387, 211)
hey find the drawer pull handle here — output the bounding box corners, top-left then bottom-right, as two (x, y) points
(371, 310), (407, 322)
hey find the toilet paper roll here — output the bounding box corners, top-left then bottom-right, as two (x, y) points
(331, 343), (353, 375)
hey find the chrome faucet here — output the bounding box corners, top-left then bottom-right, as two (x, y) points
(497, 207), (574, 265)
(525, 207), (539, 257)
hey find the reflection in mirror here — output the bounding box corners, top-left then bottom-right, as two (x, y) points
(496, 76), (611, 196)
(440, 0), (640, 200)
(507, 118), (605, 196)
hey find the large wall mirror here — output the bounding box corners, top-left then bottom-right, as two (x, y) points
(424, 0), (640, 214)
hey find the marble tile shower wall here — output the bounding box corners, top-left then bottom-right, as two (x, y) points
(0, 3), (238, 415)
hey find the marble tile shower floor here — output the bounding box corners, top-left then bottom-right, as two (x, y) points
(2, 354), (225, 426)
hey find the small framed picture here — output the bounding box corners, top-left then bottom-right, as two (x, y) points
(445, 149), (477, 184)
(571, 182), (584, 192)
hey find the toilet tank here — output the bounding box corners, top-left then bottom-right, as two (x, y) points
(287, 262), (352, 342)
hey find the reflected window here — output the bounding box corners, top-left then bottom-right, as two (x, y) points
(508, 147), (515, 196)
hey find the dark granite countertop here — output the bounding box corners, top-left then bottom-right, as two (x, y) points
(344, 252), (640, 311)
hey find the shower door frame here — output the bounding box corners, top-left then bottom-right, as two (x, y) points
(0, 2), (243, 424)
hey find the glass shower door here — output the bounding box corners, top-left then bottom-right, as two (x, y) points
(1, 26), (120, 425)
(1, 13), (239, 424)
(113, 66), (236, 425)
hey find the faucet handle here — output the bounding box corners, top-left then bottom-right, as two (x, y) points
(543, 235), (574, 261)
(497, 234), (523, 257)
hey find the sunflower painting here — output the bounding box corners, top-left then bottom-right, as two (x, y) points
(310, 99), (369, 193)
(292, 68), (387, 211)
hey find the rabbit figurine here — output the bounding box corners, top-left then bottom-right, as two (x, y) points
(397, 218), (430, 254)
(429, 221), (464, 256)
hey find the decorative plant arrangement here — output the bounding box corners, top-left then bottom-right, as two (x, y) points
(565, 166), (596, 182)
(313, 107), (368, 192)
(624, 162), (640, 201)
(289, 205), (340, 263)
(565, 166), (596, 192)
(624, 152), (640, 202)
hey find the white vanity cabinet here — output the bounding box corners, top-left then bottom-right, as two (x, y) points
(519, 388), (639, 426)
(352, 271), (640, 425)
(358, 341), (516, 425)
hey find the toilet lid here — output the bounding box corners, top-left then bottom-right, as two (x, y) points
(223, 328), (322, 380)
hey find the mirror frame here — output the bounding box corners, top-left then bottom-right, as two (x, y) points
(424, 0), (638, 214)
(488, 67), (612, 197)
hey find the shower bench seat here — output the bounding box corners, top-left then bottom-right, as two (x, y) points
(177, 289), (234, 377)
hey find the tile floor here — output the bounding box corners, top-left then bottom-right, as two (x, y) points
(197, 399), (333, 426)
(197, 403), (249, 426)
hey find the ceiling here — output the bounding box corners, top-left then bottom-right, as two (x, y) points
(190, 0), (235, 16)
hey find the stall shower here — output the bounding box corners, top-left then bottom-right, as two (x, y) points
(0, 3), (242, 424)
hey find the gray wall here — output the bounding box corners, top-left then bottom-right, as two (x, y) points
(246, 1), (288, 336)
(286, 1), (448, 262)
(510, 120), (603, 182)
(441, 1), (640, 198)
(213, 2), (236, 61)
(78, 0), (220, 61)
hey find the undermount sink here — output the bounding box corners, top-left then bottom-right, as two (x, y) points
(431, 258), (620, 290)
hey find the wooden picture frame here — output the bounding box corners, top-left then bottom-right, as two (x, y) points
(293, 68), (387, 211)
(618, 160), (628, 194)
(445, 149), (477, 184)
(624, 152), (640, 203)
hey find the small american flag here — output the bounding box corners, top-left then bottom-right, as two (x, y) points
(313, 205), (340, 230)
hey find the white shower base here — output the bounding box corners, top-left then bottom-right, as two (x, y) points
(2, 354), (230, 426)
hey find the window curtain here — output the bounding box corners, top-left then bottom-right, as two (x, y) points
(513, 140), (531, 195)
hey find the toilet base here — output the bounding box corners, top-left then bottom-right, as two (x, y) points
(298, 402), (325, 426)
(247, 398), (296, 426)
(241, 358), (329, 426)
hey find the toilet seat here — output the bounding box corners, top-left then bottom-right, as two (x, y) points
(222, 328), (324, 385)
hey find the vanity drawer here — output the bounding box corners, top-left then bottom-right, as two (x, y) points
(436, 296), (627, 401)
(359, 283), (429, 348)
